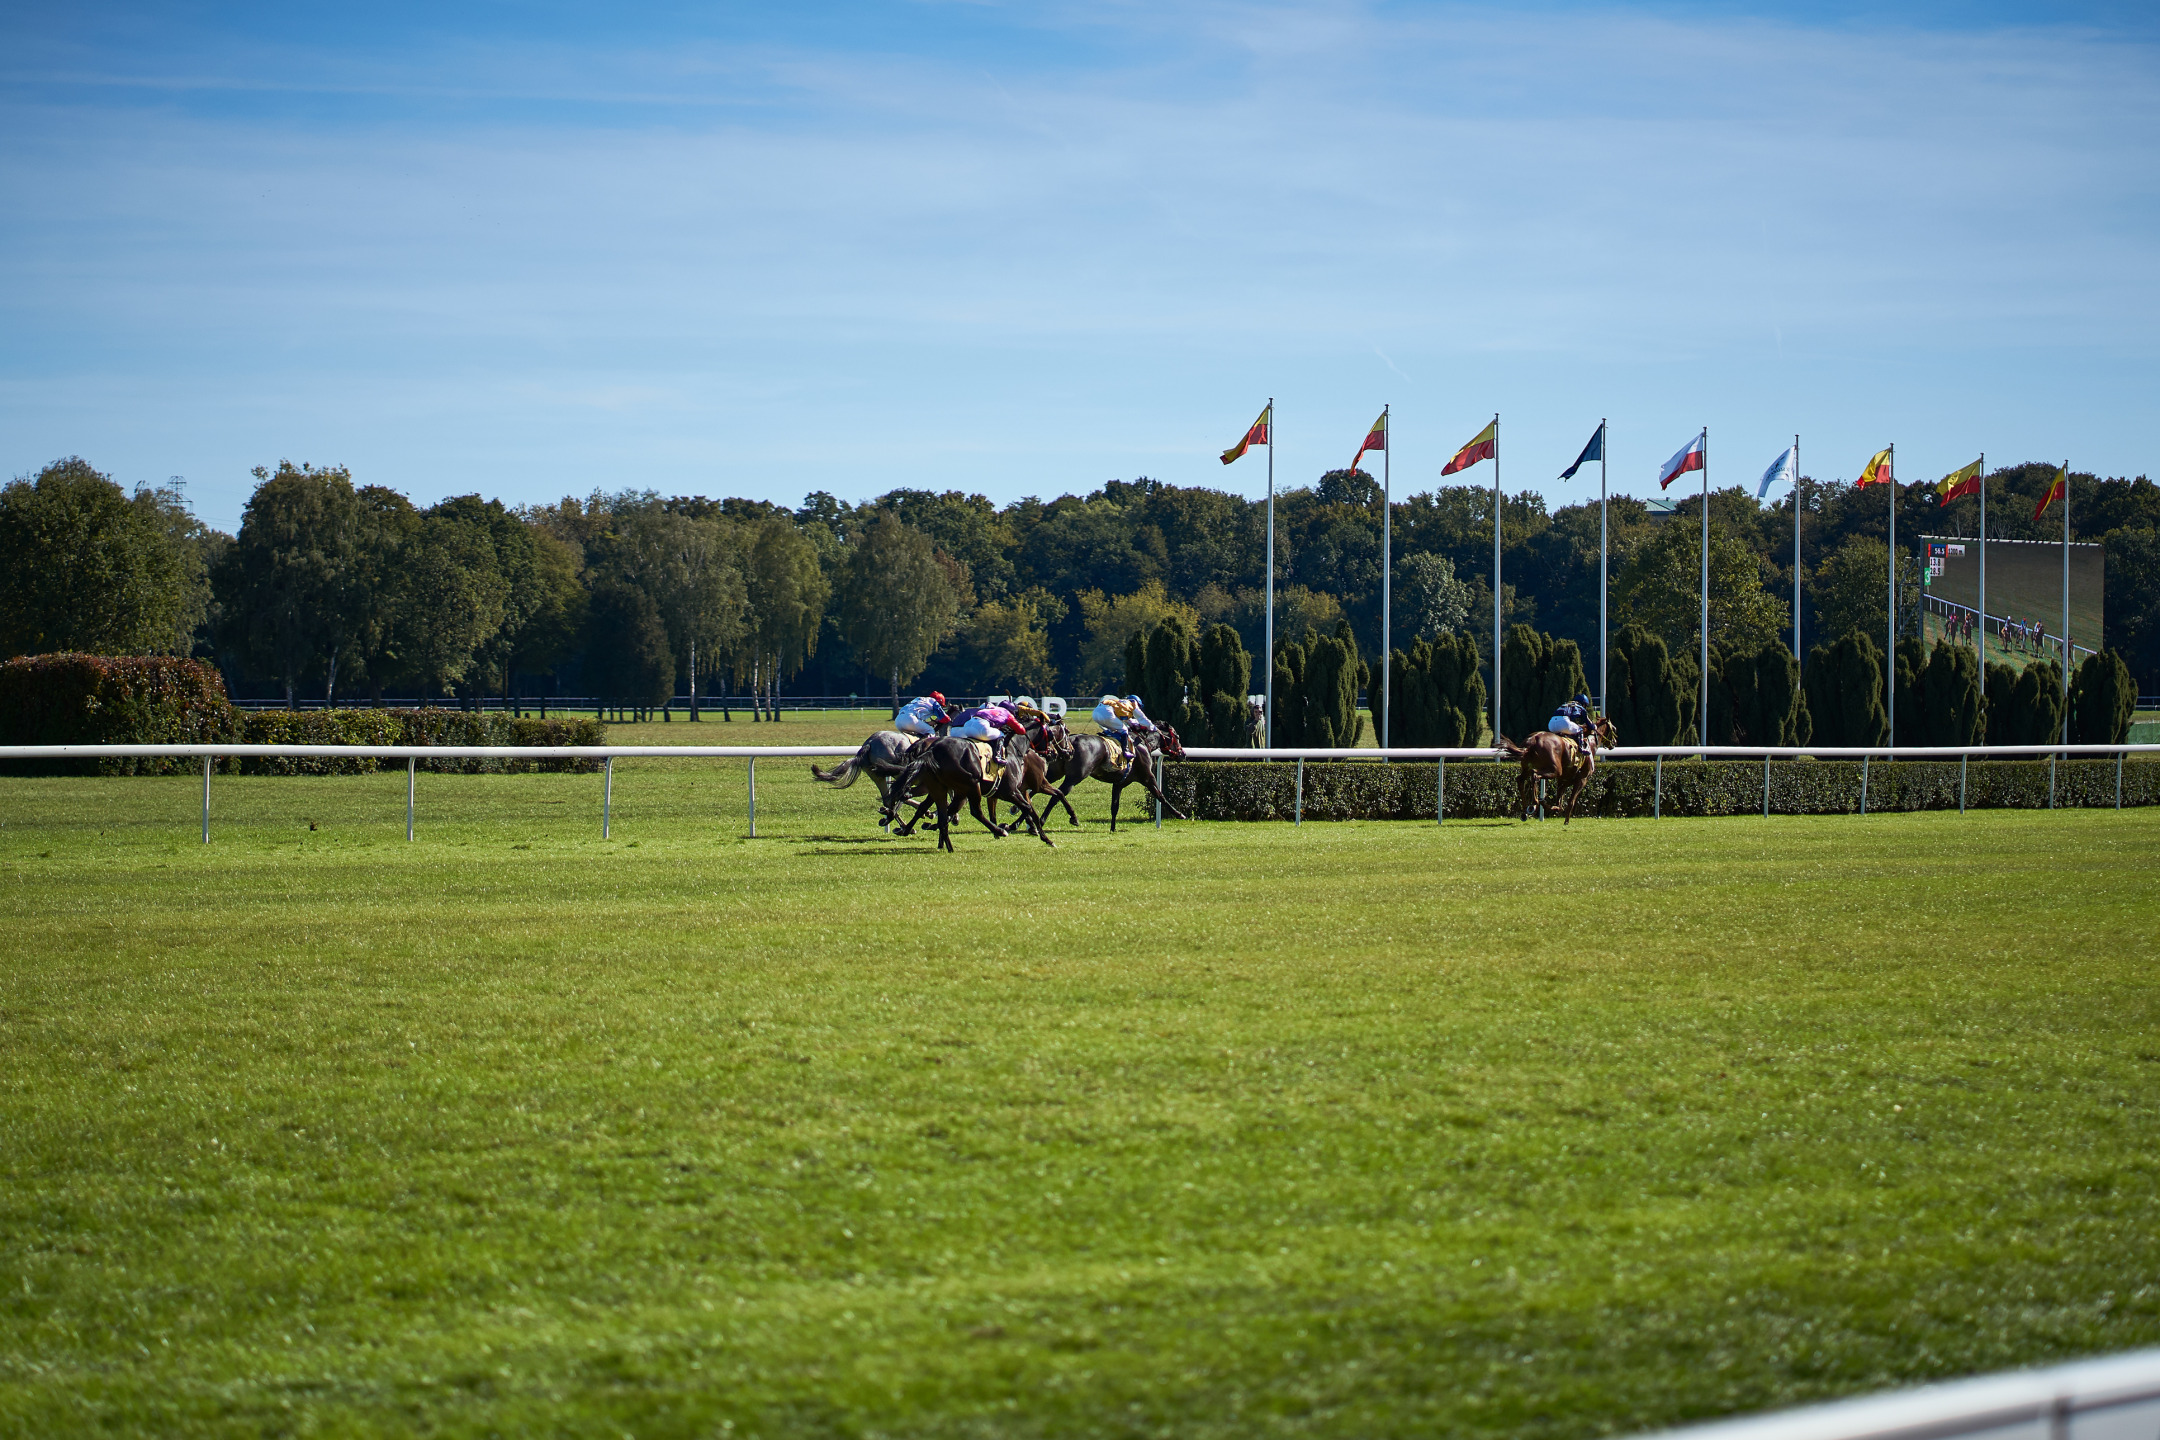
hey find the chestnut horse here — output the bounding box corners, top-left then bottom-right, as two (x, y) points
(1495, 717), (1617, 825)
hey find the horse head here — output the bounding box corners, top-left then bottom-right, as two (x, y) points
(1155, 724), (1186, 760)
(1593, 716), (1619, 750)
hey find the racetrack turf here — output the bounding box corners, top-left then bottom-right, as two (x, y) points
(2, 767), (2157, 1438)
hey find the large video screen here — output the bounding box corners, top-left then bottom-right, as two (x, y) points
(1918, 535), (2103, 668)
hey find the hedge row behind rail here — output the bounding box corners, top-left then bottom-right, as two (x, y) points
(0, 653), (602, 775)
(1160, 757), (2160, 820)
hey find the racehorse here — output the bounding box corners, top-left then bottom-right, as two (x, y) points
(810, 730), (920, 826)
(1495, 716), (1617, 825)
(1045, 724), (1188, 832)
(902, 730), (1055, 852)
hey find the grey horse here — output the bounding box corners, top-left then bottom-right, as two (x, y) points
(1047, 725), (1188, 832)
(810, 730), (920, 828)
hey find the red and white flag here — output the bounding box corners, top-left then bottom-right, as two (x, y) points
(1658, 431), (1706, 490)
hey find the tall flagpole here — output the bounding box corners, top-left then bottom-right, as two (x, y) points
(1977, 453), (1987, 677)
(1491, 413), (1502, 745)
(1698, 427), (1710, 752)
(2062, 458), (2071, 744)
(1265, 398), (1276, 747)
(1792, 435), (1802, 666)
(1381, 404), (1391, 749)
(1886, 442), (1897, 749)
(1598, 419), (1608, 713)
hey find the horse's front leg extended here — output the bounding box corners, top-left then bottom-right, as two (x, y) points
(1014, 793), (1055, 846)
(1133, 763), (1186, 820)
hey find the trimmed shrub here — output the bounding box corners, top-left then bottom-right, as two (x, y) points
(1893, 636), (1928, 746)
(1160, 756), (2160, 821)
(2068, 649), (2136, 744)
(1608, 625), (1693, 746)
(1272, 624), (1364, 748)
(1499, 625), (1587, 741)
(1125, 615), (1236, 743)
(1989, 660), (2065, 750)
(237, 708), (604, 774)
(1707, 642), (1808, 746)
(1197, 624), (1253, 747)
(1917, 641), (1984, 747)
(0, 653), (238, 774)
(1805, 630), (1886, 747)
(1387, 632), (1485, 747)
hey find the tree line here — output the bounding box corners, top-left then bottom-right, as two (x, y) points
(3, 452), (2157, 713)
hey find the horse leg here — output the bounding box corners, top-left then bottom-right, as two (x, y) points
(1016, 793), (1054, 847)
(1516, 764), (1534, 822)
(937, 789), (956, 852)
(1129, 761), (1186, 821)
(1108, 779), (1121, 833)
(967, 791), (1007, 838)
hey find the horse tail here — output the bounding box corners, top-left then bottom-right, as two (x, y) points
(1494, 734), (1527, 758)
(810, 739), (872, 788)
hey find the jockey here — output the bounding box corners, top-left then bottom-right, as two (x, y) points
(1093, 694), (1157, 781)
(1548, 693), (1595, 751)
(952, 702), (1024, 745)
(893, 693), (951, 740)
(1093, 694), (1157, 738)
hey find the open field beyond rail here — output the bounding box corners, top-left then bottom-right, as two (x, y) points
(2, 762), (2157, 1439)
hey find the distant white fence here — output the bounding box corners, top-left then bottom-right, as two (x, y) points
(1638, 1346), (2160, 1440)
(2, 742), (2154, 842)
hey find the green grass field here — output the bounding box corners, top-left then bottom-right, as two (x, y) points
(3, 757), (2158, 1439)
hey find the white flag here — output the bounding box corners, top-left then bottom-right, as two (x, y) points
(1757, 445), (1795, 499)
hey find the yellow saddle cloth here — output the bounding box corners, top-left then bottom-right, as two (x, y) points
(967, 740), (1003, 781)
(1099, 736), (1124, 769)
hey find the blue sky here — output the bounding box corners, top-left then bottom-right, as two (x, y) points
(4, 1), (2157, 533)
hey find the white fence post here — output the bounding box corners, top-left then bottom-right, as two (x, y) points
(1294, 757), (1303, 826)
(1436, 756), (1445, 825)
(2049, 753), (2057, 809)
(1761, 755), (1770, 818)
(749, 756), (758, 837)
(1653, 755), (1662, 819)
(1860, 755), (1869, 815)
(1959, 753), (1968, 814)
(201, 756), (211, 844)
(1154, 753), (1162, 829)
(603, 757), (613, 839)
(2118, 750), (2126, 810)
(406, 757), (415, 841)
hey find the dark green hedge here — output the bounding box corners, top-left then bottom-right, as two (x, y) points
(1162, 757), (2160, 820)
(0, 653), (237, 775)
(0, 657), (604, 774)
(234, 710), (604, 774)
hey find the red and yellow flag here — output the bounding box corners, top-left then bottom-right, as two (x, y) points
(1854, 448), (1893, 488)
(1349, 409), (1386, 473)
(2034, 465), (2067, 521)
(1221, 405), (1271, 465)
(1934, 458), (1983, 504)
(1441, 420), (1496, 476)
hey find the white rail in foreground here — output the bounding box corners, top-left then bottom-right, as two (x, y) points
(1637, 1346), (2160, 1440)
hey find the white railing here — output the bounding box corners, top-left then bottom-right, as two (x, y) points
(3, 741), (2153, 841)
(1181, 745), (2160, 761)
(1637, 1345), (2160, 1440)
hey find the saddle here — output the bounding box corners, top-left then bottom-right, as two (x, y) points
(964, 739), (1003, 782)
(1099, 735), (1124, 769)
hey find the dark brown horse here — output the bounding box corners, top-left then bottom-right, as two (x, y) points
(1496, 717), (1617, 825)
(987, 713), (1082, 828)
(1046, 724), (1188, 832)
(894, 731), (1055, 851)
